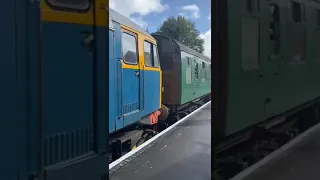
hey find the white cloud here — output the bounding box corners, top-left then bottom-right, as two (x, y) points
(181, 4), (200, 19)
(208, 14), (211, 20)
(130, 17), (148, 29)
(110, 0), (169, 28)
(110, 0), (169, 17)
(200, 29), (211, 57)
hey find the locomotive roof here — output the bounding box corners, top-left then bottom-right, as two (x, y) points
(152, 32), (211, 62)
(109, 8), (152, 38)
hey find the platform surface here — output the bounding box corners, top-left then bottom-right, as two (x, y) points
(243, 124), (320, 180)
(109, 103), (211, 180)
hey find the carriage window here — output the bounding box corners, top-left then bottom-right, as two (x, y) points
(317, 9), (320, 26)
(187, 57), (191, 66)
(292, 1), (302, 23)
(270, 4), (280, 54)
(247, 0), (253, 13)
(244, 0), (259, 13)
(208, 64), (211, 79)
(288, 2), (306, 63)
(195, 62), (199, 79)
(122, 32), (138, 64)
(241, 16), (260, 70)
(202, 62), (207, 80)
(153, 44), (160, 67)
(144, 41), (153, 67)
(47, 0), (90, 10)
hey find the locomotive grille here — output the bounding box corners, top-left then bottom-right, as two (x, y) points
(123, 102), (139, 114)
(44, 126), (94, 166)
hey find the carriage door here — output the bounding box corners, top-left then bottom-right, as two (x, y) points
(121, 29), (141, 126)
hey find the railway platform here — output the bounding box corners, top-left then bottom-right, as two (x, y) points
(232, 123), (320, 180)
(109, 102), (211, 180)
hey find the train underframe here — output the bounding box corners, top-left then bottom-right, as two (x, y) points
(109, 93), (211, 163)
(214, 98), (320, 180)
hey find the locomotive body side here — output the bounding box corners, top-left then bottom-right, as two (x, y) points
(1, 1), (110, 179)
(109, 9), (162, 134)
(36, 1), (110, 179)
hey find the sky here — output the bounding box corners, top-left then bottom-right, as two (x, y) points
(110, 0), (211, 57)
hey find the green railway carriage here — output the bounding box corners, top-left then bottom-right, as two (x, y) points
(213, 0), (320, 140)
(152, 33), (211, 111)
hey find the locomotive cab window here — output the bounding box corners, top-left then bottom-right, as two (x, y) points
(144, 41), (153, 67)
(153, 44), (160, 67)
(47, 0), (90, 10)
(144, 41), (160, 67)
(122, 32), (138, 65)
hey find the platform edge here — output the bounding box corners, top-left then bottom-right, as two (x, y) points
(109, 101), (211, 169)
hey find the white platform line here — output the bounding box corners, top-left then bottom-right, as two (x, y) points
(231, 122), (320, 180)
(109, 101), (211, 169)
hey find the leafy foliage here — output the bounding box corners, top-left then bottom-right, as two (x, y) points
(157, 16), (204, 53)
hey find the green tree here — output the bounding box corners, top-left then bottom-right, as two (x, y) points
(157, 16), (204, 53)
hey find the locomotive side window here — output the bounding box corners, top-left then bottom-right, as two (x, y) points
(144, 41), (153, 67)
(153, 44), (160, 67)
(47, 0), (90, 10)
(122, 32), (138, 65)
(144, 41), (160, 68)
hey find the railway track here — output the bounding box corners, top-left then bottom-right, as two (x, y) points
(109, 98), (211, 165)
(214, 113), (319, 180)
